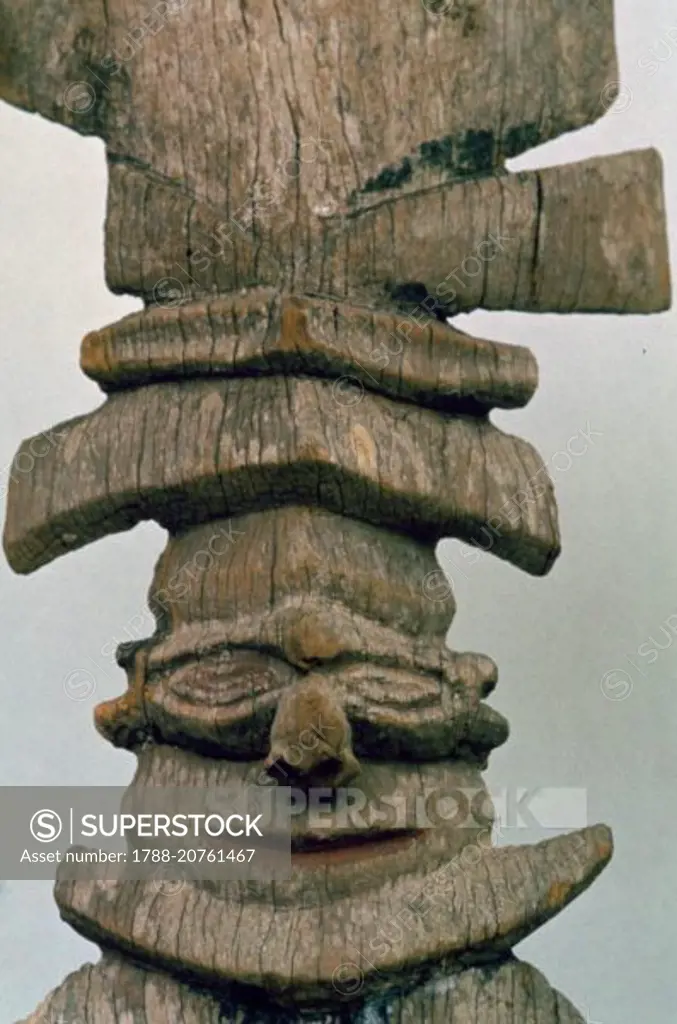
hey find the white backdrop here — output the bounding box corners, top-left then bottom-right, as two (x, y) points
(1, 1), (676, 1020)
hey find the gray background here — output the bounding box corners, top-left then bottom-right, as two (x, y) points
(0, 0), (675, 1019)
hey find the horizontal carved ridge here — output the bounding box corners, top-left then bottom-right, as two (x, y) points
(81, 290), (539, 412)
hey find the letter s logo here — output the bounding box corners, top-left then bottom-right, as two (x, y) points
(30, 809), (63, 843)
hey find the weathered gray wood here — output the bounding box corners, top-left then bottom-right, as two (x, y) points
(17, 952), (588, 1023)
(81, 290), (539, 411)
(98, 645), (507, 761)
(105, 148), (671, 312)
(3, 376), (559, 575)
(95, 509), (503, 760)
(53, 745), (612, 1004)
(2, 0), (667, 1018)
(1, 0), (617, 171)
(335, 149), (671, 314)
(131, 745), (495, 859)
(147, 508), (459, 641)
(4, 0), (668, 314)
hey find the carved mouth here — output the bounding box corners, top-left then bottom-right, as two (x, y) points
(291, 827), (424, 865)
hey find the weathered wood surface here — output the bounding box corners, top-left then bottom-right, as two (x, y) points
(1, 0), (618, 151)
(54, 750), (612, 1004)
(1, 0), (618, 176)
(106, 148), (671, 312)
(97, 653), (508, 761)
(3, 375), (559, 575)
(3, 0), (668, 1018)
(131, 748), (495, 876)
(146, 509), (459, 640)
(1, 0), (669, 311)
(81, 290), (539, 411)
(18, 952), (589, 1023)
(96, 510), (504, 760)
(332, 149), (670, 314)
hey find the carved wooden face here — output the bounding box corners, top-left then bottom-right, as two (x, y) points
(71, 504), (615, 1007)
(0, 0), (668, 1014)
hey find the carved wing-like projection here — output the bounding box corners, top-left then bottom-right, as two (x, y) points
(1, 0), (669, 1021)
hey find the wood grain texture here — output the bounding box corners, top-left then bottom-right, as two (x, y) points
(5, 0), (667, 314)
(95, 509), (505, 759)
(3, 0), (660, 1018)
(1, 0), (617, 173)
(93, 509), (502, 758)
(3, 377), (559, 575)
(81, 290), (539, 412)
(332, 149), (671, 314)
(17, 952), (589, 1023)
(129, 745), (495, 862)
(54, 763), (612, 1005)
(105, 149), (671, 312)
(146, 509), (458, 641)
(97, 647), (507, 761)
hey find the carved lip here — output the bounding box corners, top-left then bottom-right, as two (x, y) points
(286, 798), (488, 844)
(280, 819), (486, 897)
(56, 826), (614, 1006)
(290, 827), (423, 866)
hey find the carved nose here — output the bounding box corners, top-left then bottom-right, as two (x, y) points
(264, 676), (361, 788)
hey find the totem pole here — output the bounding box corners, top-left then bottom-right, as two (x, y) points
(1, 0), (670, 1020)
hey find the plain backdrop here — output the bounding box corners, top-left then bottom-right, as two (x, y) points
(1, 1), (676, 1020)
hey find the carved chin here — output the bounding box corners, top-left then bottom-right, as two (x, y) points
(53, 746), (612, 1007)
(55, 823), (611, 1007)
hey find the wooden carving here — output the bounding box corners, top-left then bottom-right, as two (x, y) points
(1, 0), (670, 1020)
